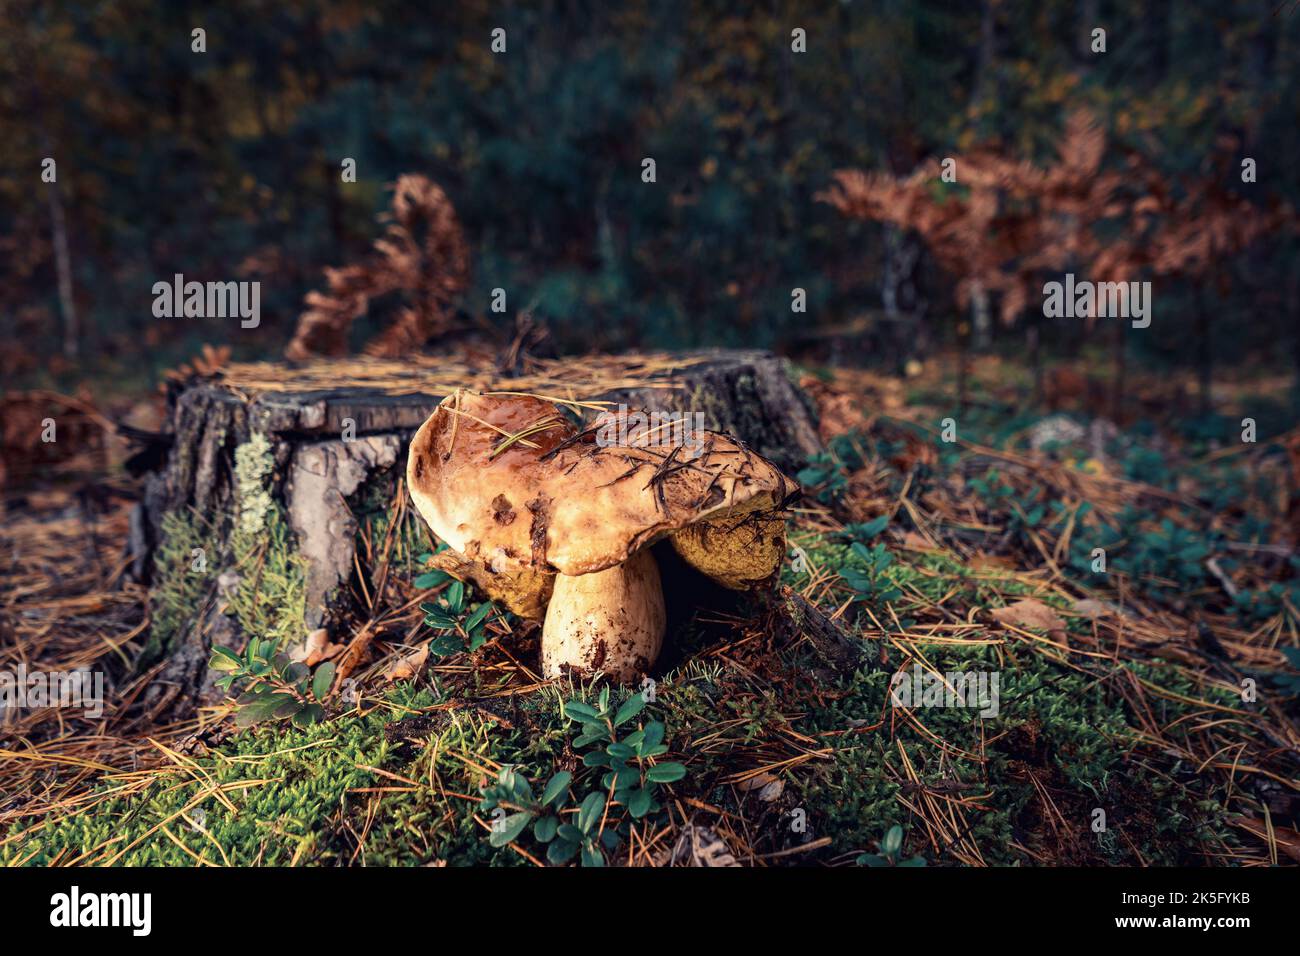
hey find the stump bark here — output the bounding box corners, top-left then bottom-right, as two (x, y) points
(130, 349), (822, 701)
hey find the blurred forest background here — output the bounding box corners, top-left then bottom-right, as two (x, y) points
(2, 0), (1298, 409)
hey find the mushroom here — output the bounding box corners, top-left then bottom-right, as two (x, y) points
(407, 391), (798, 682)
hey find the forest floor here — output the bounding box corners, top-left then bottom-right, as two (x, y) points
(2, 354), (1299, 866)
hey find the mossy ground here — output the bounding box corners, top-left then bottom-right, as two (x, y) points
(3, 525), (1249, 867)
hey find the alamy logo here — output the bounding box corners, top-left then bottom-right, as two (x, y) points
(889, 664), (1000, 718)
(49, 886), (152, 936)
(152, 273), (260, 328)
(1042, 273), (1151, 329)
(0, 665), (104, 721)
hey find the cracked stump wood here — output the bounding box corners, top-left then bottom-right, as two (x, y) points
(129, 349), (823, 702)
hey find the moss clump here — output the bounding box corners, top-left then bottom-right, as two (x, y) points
(140, 509), (215, 667)
(227, 507), (308, 650)
(142, 433), (307, 668)
(798, 647), (1237, 866)
(776, 529), (1240, 866)
(2, 685), (520, 866)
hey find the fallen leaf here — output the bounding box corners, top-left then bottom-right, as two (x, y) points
(899, 531), (936, 551)
(1071, 598), (1129, 620)
(382, 644), (429, 683)
(738, 772), (785, 802)
(290, 628), (344, 666)
(990, 598), (1067, 639)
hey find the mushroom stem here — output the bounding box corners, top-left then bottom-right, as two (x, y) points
(542, 549), (665, 682)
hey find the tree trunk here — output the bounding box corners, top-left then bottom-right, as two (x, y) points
(970, 281), (992, 352)
(1028, 319), (1043, 407)
(128, 349), (823, 702)
(1111, 318), (1126, 422)
(1195, 284), (1212, 414)
(46, 177), (78, 359)
(882, 225), (926, 372)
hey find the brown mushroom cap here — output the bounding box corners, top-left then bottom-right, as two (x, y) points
(406, 390), (572, 619)
(406, 392), (798, 615)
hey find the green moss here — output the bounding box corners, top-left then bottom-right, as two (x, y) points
(777, 530), (1239, 866)
(2, 685), (535, 867)
(44, 516), (1246, 868)
(142, 433), (307, 670)
(140, 509), (215, 667)
(791, 649), (1236, 866)
(227, 506), (308, 650)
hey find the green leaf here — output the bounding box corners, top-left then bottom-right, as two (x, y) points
(547, 838), (579, 865)
(233, 706), (265, 729)
(312, 662), (336, 701)
(446, 580), (465, 613)
(235, 694), (286, 727)
(556, 823), (585, 844)
(463, 601), (494, 632)
(882, 825), (903, 856)
(292, 703), (324, 728)
(646, 762), (686, 783)
(541, 771), (572, 808)
(581, 845), (605, 867)
(511, 772), (534, 804)
(413, 570), (449, 590)
(208, 646), (242, 672)
(564, 701), (601, 721)
(578, 792), (605, 833)
(430, 635), (462, 656)
(272, 696), (303, 719)
(613, 693), (645, 726)
(627, 788), (653, 818)
(642, 721), (665, 748)
(284, 662), (309, 683)
(605, 765), (639, 787)
(533, 815), (559, 843)
(488, 812), (532, 848)
(423, 607), (458, 630)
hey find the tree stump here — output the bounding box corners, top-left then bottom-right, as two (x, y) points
(130, 349), (822, 702)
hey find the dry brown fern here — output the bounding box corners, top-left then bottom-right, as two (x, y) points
(286, 175), (470, 361)
(816, 109), (1284, 329)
